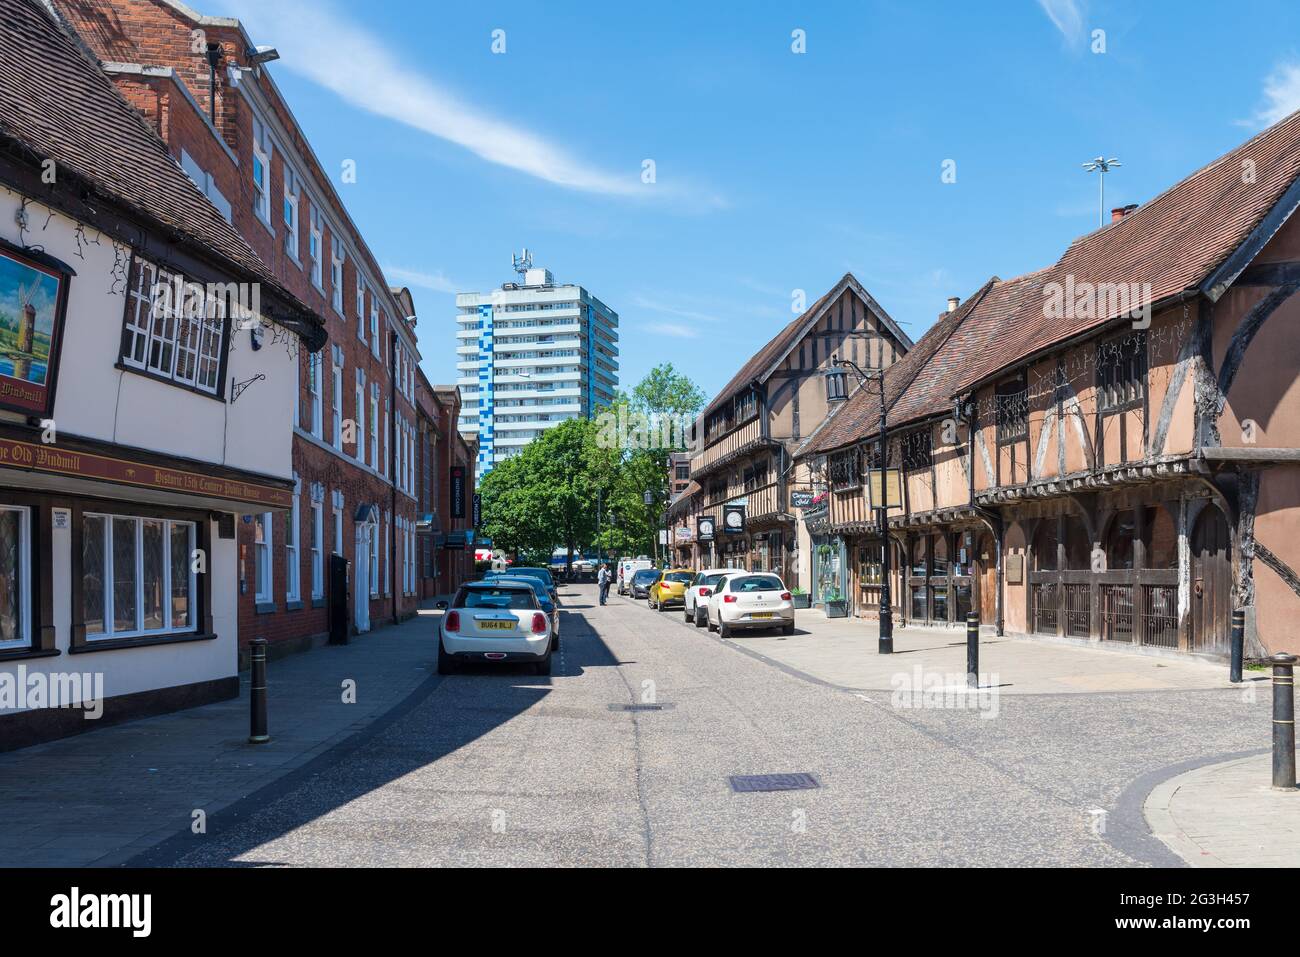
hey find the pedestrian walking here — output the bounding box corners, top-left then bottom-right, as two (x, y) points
(598, 563), (612, 605)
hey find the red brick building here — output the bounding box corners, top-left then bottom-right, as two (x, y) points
(415, 374), (474, 599)
(53, 0), (423, 656)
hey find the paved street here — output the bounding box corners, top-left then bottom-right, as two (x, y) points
(121, 583), (1274, 868)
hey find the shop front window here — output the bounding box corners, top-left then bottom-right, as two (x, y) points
(0, 505), (30, 648)
(84, 513), (196, 640)
(813, 538), (845, 603)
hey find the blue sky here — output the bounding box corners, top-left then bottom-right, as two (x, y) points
(213, 0), (1300, 401)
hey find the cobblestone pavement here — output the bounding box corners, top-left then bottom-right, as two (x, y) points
(127, 584), (1272, 868)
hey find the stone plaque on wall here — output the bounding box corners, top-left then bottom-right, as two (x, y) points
(1006, 553), (1024, 584)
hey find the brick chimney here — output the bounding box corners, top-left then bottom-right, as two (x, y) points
(1111, 203), (1138, 223)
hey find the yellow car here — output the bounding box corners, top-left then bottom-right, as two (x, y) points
(648, 569), (695, 611)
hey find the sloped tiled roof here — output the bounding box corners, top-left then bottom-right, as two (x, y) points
(701, 272), (911, 420)
(802, 107), (1300, 457)
(0, 0), (318, 334)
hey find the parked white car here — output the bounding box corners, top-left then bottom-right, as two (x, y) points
(617, 558), (653, 595)
(684, 568), (731, 626)
(705, 572), (795, 638)
(437, 581), (556, 676)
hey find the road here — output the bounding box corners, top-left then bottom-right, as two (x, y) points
(156, 584), (1268, 867)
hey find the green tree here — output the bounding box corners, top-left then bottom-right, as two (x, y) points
(632, 362), (707, 418)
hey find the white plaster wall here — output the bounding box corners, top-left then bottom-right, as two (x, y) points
(0, 186), (295, 481)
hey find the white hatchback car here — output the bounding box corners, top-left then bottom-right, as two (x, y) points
(705, 572), (795, 638)
(683, 568), (731, 627)
(437, 581), (556, 676)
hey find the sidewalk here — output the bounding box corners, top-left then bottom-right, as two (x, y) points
(0, 610), (440, 867)
(716, 607), (1252, 694)
(1144, 753), (1300, 866)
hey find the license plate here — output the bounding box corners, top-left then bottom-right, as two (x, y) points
(478, 620), (515, 631)
(750, 612), (774, 619)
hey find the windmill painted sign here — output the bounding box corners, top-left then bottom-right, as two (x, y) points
(0, 239), (70, 417)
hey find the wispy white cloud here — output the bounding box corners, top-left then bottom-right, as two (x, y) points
(1037, 0), (1085, 46)
(645, 322), (698, 339)
(384, 265), (461, 294)
(227, 0), (651, 197)
(1246, 60), (1300, 127)
(631, 295), (721, 324)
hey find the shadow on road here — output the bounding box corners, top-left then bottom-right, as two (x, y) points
(128, 606), (623, 867)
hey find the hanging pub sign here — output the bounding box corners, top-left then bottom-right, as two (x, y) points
(0, 238), (72, 418)
(866, 469), (904, 512)
(723, 504), (746, 534)
(790, 489), (815, 509)
(697, 515), (716, 542)
(472, 492), (481, 529)
(450, 465), (466, 518)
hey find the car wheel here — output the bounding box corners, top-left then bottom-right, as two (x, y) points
(781, 621), (795, 636)
(718, 621), (731, 640)
(436, 637), (456, 675)
(683, 605), (692, 623)
(707, 613), (717, 633)
(533, 650), (552, 676)
(694, 608), (706, 628)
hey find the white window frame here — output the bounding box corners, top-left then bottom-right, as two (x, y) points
(83, 513), (196, 640)
(255, 511), (273, 602)
(252, 116), (273, 225)
(382, 511), (390, 597)
(331, 347), (344, 450)
(306, 350), (323, 438)
(331, 235), (345, 315)
(370, 304), (380, 357)
(310, 500), (324, 600)
(123, 260), (223, 395)
(355, 369), (367, 463)
(369, 523), (379, 597)
(369, 384), (379, 471)
(308, 203), (324, 289)
(357, 279), (367, 342)
(383, 400), (390, 480)
(285, 481), (301, 603)
(0, 504), (32, 650)
(283, 162), (300, 261)
(333, 506), (343, 556)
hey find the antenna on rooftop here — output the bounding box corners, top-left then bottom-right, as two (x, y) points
(512, 248), (533, 277)
(1082, 157), (1122, 228)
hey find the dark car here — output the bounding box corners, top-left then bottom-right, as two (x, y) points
(629, 567), (661, 600)
(492, 576), (560, 635)
(490, 566), (557, 603)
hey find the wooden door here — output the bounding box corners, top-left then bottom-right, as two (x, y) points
(1190, 508), (1231, 653)
(977, 534), (997, 626)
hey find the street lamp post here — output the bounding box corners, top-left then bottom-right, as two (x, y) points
(825, 358), (894, 654)
(643, 489), (656, 564)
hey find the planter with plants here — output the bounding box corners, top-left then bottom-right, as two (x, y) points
(791, 587), (811, 609)
(821, 588), (848, 618)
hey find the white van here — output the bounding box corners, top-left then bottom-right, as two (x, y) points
(617, 559), (653, 595)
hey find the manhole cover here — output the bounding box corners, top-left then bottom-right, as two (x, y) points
(729, 773), (820, 793)
(608, 703), (667, 711)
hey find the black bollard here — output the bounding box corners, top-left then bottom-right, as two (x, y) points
(1272, 653), (1297, 790)
(966, 612), (979, 690)
(249, 638), (270, 744)
(1230, 610), (1245, 683)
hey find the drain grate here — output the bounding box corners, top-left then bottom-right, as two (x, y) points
(729, 773), (820, 793)
(608, 703), (666, 712)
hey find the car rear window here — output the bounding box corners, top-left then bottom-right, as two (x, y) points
(699, 574), (725, 587)
(729, 575), (784, 592)
(632, 570), (660, 583)
(662, 572), (693, 583)
(455, 586), (536, 610)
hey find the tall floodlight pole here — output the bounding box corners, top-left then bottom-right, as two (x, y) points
(1082, 156), (1122, 227)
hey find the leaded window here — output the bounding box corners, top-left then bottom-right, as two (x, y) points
(84, 513), (196, 639)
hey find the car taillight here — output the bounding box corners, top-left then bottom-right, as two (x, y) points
(781, 592), (792, 601)
(532, 613), (547, 634)
(661, 582), (670, 590)
(700, 588), (712, 597)
(445, 611), (460, 632)
(724, 595), (737, 603)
